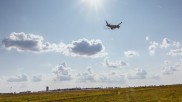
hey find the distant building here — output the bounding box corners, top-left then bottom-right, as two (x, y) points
(19, 91), (31, 94)
(46, 86), (49, 91)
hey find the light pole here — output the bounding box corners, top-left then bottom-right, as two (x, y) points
(10, 87), (12, 93)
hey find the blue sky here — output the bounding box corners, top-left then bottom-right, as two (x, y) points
(0, 0), (182, 93)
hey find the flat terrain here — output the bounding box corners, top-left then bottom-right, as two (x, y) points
(1, 85), (182, 102)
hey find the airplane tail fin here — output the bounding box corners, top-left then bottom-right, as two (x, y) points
(105, 20), (109, 25)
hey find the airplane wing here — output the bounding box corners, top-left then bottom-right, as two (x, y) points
(118, 22), (122, 25)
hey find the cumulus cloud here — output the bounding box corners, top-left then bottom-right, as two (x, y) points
(2, 32), (107, 58)
(172, 41), (180, 48)
(7, 74), (28, 82)
(99, 72), (125, 83)
(174, 60), (182, 69)
(124, 50), (139, 58)
(2, 32), (60, 52)
(148, 41), (159, 55)
(127, 69), (147, 80)
(32, 75), (42, 82)
(162, 67), (178, 75)
(160, 38), (180, 49)
(77, 67), (96, 82)
(147, 37), (181, 56)
(65, 38), (107, 58)
(167, 48), (182, 56)
(76, 67), (126, 84)
(53, 62), (72, 81)
(149, 74), (160, 80)
(160, 38), (171, 48)
(104, 58), (128, 68)
(162, 60), (180, 75)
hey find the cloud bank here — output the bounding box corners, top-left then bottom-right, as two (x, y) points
(2, 32), (107, 58)
(77, 67), (96, 82)
(2, 32), (59, 52)
(7, 74), (28, 82)
(146, 37), (181, 56)
(32, 75), (42, 82)
(76, 67), (125, 83)
(99, 72), (125, 84)
(161, 60), (180, 75)
(127, 69), (147, 79)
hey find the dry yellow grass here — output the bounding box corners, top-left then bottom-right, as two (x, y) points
(1, 84), (182, 102)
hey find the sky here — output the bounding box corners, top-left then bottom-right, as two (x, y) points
(0, 0), (182, 93)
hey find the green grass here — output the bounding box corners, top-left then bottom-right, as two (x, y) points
(1, 85), (182, 102)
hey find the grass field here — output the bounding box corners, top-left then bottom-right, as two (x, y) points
(1, 85), (182, 102)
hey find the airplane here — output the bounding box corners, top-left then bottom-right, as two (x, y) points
(105, 20), (122, 30)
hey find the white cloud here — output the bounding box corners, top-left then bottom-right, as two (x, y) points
(76, 67), (126, 84)
(148, 41), (159, 55)
(53, 62), (72, 81)
(124, 50), (139, 58)
(174, 60), (182, 69)
(160, 38), (171, 48)
(167, 48), (182, 56)
(2, 33), (107, 58)
(104, 58), (128, 68)
(161, 60), (180, 75)
(149, 74), (160, 80)
(145, 36), (149, 41)
(2, 32), (60, 52)
(160, 38), (180, 49)
(147, 37), (181, 56)
(76, 67), (96, 82)
(32, 75), (42, 82)
(7, 74), (28, 82)
(87, 66), (93, 74)
(99, 72), (125, 83)
(65, 38), (107, 58)
(172, 41), (180, 48)
(162, 66), (178, 75)
(127, 69), (147, 80)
